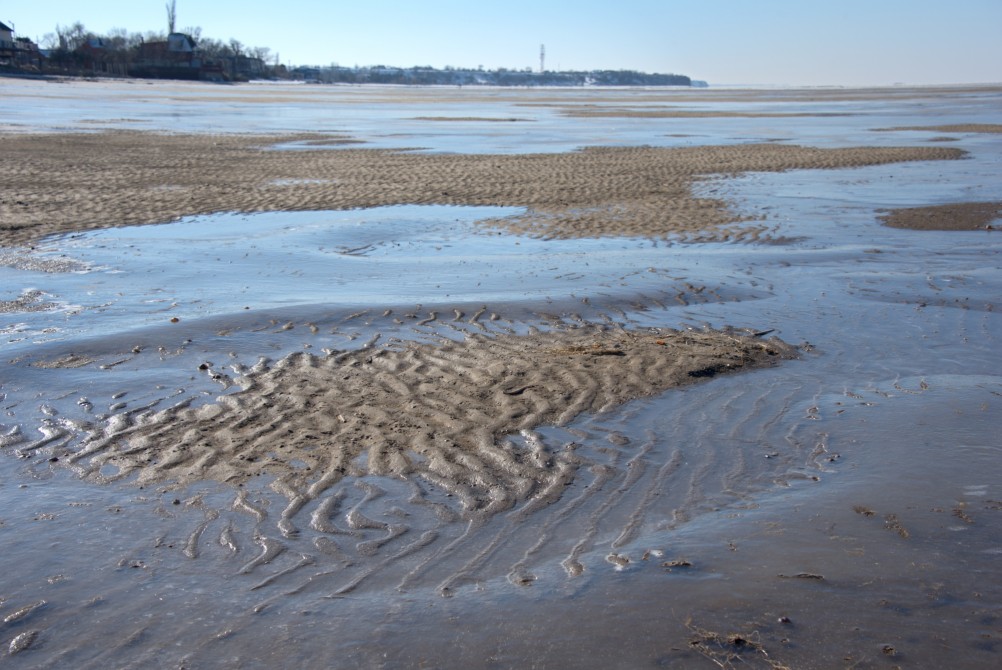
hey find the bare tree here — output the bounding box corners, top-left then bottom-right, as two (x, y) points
(105, 27), (130, 52)
(40, 32), (60, 50)
(166, 0), (177, 34)
(55, 22), (88, 51)
(249, 46), (271, 62)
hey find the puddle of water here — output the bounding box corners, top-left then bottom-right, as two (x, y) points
(8, 205), (746, 350)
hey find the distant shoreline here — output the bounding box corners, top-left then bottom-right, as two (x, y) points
(6, 69), (1002, 92)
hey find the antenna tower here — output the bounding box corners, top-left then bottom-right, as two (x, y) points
(540, 44), (545, 73)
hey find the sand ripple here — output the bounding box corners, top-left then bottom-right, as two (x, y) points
(0, 132), (965, 245)
(879, 200), (1002, 230)
(67, 326), (795, 528)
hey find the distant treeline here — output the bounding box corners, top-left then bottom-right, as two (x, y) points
(4, 21), (277, 80)
(293, 65), (693, 87)
(46, 22), (271, 63)
(5, 20), (695, 86)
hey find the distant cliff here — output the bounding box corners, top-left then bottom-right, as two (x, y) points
(294, 65), (693, 87)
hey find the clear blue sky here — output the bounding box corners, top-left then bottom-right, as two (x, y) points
(6, 0), (1001, 86)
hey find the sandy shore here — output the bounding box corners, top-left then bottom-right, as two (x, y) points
(0, 131), (965, 245)
(880, 200), (1002, 230)
(2, 81), (1001, 667)
(880, 123), (1002, 134)
(0, 127), (980, 520)
(66, 326), (795, 524)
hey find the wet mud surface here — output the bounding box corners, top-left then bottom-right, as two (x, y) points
(65, 327), (794, 505)
(879, 200), (1002, 230)
(0, 131), (964, 246)
(1, 80), (1001, 668)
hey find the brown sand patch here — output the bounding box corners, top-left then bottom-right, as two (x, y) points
(29, 353), (95, 369)
(557, 107), (852, 119)
(294, 136), (367, 146)
(68, 326), (795, 522)
(512, 84), (1002, 106)
(879, 201), (1002, 230)
(413, 116), (531, 122)
(0, 131), (964, 246)
(7, 79), (1000, 109)
(877, 124), (1002, 134)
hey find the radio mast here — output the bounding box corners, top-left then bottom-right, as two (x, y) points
(539, 44), (545, 73)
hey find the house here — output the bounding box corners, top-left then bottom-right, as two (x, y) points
(75, 36), (107, 65)
(166, 32), (195, 53)
(230, 54), (265, 79)
(136, 32), (198, 66)
(132, 32), (202, 79)
(0, 20), (15, 63)
(14, 36), (44, 68)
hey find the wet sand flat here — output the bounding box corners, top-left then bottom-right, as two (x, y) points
(68, 327), (794, 520)
(880, 200), (1002, 230)
(0, 131), (964, 245)
(1, 80), (1001, 668)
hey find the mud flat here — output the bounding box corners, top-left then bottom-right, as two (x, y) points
(0, 131), (964, 245)
(880, 200), (1002, 230)
(1, 80), (1001, 668)
(66, 326), (795, 516)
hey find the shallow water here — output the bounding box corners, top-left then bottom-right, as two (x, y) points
(4, 78), (1001, 153)
(1, 81), (1001, 668)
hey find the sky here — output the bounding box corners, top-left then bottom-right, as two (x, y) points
(5, 0), (1001, 86)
